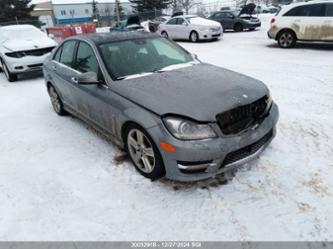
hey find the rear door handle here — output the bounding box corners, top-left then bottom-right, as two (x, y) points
(71, 77), (78, 83)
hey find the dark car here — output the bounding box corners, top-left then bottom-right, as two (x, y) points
(110, 15), (144, 32)
(209, 4), (261, 32)
(43, 32), (278, 182)
(148, 16), (171, 32)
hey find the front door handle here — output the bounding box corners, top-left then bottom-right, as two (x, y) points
(71, 77), (78, 83)
(51, 65), (57, 71)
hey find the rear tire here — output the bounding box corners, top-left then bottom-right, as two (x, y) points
(189, 31), (199, 42)
(124, 124), (165, 180)
(47, 84), (66, 116)
(1, 59), (17, 82)
(234, 23), (243, 32)
(277, 30), (296, 48)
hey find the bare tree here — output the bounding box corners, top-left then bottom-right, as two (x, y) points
(177, 0), (198, 14)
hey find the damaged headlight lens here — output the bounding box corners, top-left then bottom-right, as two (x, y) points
(163, 116), (217, 140)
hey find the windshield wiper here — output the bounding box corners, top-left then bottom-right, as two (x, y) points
(116, 72), (153, 81)
(153, 62), (198, 73)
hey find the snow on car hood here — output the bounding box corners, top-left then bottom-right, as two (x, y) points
(112, 63), (269, 121)
(2, 37), (56, 52)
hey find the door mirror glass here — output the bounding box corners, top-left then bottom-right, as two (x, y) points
(78, 72), (99, 84)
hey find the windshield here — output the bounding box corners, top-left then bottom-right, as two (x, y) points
(99, 37), (194, 79)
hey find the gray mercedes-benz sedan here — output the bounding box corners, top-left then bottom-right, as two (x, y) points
(43, 32), (279, 182)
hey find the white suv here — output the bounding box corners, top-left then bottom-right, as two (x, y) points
(268, 0), (333, 48)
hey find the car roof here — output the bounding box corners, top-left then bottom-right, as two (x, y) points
(279, 0), (333, 15)
(68, 31), (160, 45)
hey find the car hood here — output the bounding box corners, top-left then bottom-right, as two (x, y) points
(239, 3), (256, 16)
(2, 37), (56, 52)
(111, 63), (269, 121)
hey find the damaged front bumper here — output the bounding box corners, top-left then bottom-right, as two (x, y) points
(3, 53), (51, 74)
(149, 103), (279, 182)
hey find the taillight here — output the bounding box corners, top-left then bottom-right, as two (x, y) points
(271, 18), (276, 24)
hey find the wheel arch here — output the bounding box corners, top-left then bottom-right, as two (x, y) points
(276, 28), (298, 41)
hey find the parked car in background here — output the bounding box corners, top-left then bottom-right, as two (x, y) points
(209, 4), (261, 31)
(43, 32), (278, 182)
(268, 1), (333, 48)
(148, 16), (171, 32)
(158, 15), (223, 42)
(110, 15), (144, 32)
(0, 25), (57, 82)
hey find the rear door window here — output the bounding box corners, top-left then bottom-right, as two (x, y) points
(284, 4), (325, 17)
(59, 40), (76, 68)
(177, 18), (185, 25)
(325, 3), (333, 16)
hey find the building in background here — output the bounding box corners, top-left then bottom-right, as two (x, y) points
(31, 1), (54, 28)
(32, 0), (133, 25)
(52, 0), (133, 24)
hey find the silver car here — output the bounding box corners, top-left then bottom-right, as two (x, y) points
(158, 15), (223, 42)
(43, 32), (279, 182)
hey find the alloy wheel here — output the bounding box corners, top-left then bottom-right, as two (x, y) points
(127, 129), (155, 174)
(279, 32), (294, 48)
(161, 31), (168, 38)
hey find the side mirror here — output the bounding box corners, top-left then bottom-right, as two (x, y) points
(78, 72), (99, 85)
(183, 22), (188, 26)
(48, 33), (55, 39)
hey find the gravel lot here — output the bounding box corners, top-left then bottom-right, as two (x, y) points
(0, 15), (333, 240)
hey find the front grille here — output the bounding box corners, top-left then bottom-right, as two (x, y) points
(5, 47), (55, 58)
(221, 129), (273, 168)
(28, 63), (43, 69)
(216, 95), (270, 135)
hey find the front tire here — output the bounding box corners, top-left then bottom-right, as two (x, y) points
(277, 30), (296, 48)
(161, 31), (168, 38)
(234, 23), (243, 32)
(1, 59), (17, 82)
(47, 84), (66, 116)
(125, 124), (165, 180)
(190, 31), (199, 42)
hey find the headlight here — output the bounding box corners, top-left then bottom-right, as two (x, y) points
(163, 116), (217, 140)
(199, 27), (210, 32)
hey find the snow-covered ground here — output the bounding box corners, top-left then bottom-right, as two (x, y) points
(0, 15), (333, 241)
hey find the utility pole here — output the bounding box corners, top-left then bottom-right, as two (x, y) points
(115, 0), (121, 22)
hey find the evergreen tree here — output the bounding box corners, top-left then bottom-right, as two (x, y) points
(129, 0), (172, 12)
(0, 0), (35, 23)
(92, 0), (100, 20)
